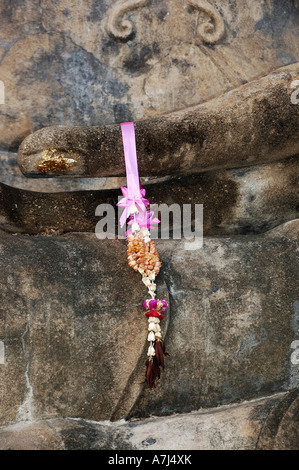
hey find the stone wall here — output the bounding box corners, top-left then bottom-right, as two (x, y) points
(0, 221), (298, 449)
(0, 0), (299, 151)
(0, 0), (298, 450)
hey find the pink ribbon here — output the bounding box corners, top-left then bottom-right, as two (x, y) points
(126, 210), (160, 235)
(117, 122), (149, 227)
(117, 186), (149, 228)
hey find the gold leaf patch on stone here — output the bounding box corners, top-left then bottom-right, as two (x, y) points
(38, 148), (77, 174)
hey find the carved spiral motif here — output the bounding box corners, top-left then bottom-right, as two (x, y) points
(106, 0), (149, 40)
(106, 0), (225, 45)
(187, 0), (225, 44)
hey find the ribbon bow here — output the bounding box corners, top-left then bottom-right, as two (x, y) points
(117, 186), (149, 228)
(126, 210), (160, 235)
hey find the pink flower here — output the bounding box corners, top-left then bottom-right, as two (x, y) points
(117, 186), (149, 227)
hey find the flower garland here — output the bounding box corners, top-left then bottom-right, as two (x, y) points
(117, 122), (169, 389)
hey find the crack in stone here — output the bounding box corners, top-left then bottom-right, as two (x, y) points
(45, 420), (66, 450)
(16, 323), (34, 422)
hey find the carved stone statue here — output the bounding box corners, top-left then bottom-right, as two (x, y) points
(0, 0), (298, 450)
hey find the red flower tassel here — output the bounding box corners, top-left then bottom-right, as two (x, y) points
(145, 355), (162, 389)
(155, 339), (165, 369)
(152, 355), (161, 380)
(145, 340), (170, 389)
(145, 357), (155, 389)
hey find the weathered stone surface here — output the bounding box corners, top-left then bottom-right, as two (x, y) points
(0, 230), (169, 426)
(17, 62), (299, 178)
(1, 156), (298, 236)
(256, 389), (299, 450)
(0, 220), (298, 427)
(0, 150), (126, 192)
(1, 0), (298, 453)
(0, 420), (65, 450)
(0, 391), (297, 450)
(126, 222), (299, 419)
(1, 0), (299, 151)
(217, 156), (299, 235)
